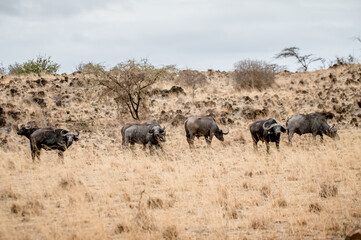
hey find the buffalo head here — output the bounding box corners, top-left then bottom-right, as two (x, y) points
(326, 126), (339, 140)
(149, 126), (166, 143)
(17, 125), (30, 136)
(263, 121), (286, 137)
(215, 126), (229, 141)
(61, 130), (80, 147)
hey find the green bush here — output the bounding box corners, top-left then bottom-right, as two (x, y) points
(8, 56), (60, 75)
(233, 59), (275, 90)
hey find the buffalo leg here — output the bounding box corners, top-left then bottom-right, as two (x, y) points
(312, 133), (317, 142)
(320, 134), (324, 143)
(31, 150), (36, 162)
(266, 142), (270, 154)
(58, 151), (64, 163)
(275, 141), (280, 151)
(32, 150), (40, 161)
(187, 136), (195, 149)
(205, 136), (212, 146)
(253, 140), (258, 151)
(288, 131), (294, 145)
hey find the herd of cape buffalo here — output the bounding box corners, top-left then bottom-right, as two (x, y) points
(17, 112), (339, 162)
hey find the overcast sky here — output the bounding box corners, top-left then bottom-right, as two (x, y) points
(0, 0), (360, 73)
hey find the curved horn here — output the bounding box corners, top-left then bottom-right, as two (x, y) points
(74, 130), (80, 136)
(222, 126), (229, 135)
(263, 122), (278, 131)
(60, 129), (67, 136)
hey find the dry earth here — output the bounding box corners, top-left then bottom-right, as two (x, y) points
(0, 64), (360, 239)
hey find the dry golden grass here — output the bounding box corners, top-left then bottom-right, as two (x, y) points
(0, 65), (360, 239)
(0, 128), (360, 239)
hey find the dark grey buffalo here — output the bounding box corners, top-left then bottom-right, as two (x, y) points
(286, 113), (339, 143)
(249, 118), (286, 153)
(17, 126), (79, 162)
(121, 120), (159, 143)
(184, 116), (229, 148)
(121, 121), (166, 151)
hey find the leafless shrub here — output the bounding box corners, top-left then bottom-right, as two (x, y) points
(162, 225), (179, 240)
(178, 69), (207, 99)
(309, 202), (322, 213)
(251, 217), (267, 230)
(260, 185), (271, 198)
(147, 197), (163, 209)
(0, 63), (5, 74)
(319, 183), (338, 198)
(135, 190), (157, 231)
(277, 198), (288, 208)
(115, 223), (130, 234)
(233, 59), (275, 90)
(75, 62), (105, 75)
(329, 55), (358, 67)
(11, 200), (44, 216)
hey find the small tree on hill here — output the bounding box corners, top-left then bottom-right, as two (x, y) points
(8, 56), (60, 74)
(99, 59), (169, 120)
(178, 69), (207, 99)
(275, 47), (323, 71)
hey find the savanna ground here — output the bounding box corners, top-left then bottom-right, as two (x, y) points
(0, 64), (360, 239)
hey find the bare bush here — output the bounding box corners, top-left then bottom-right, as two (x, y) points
(0, 63), (5, 74)
(75, 62), (105, 74)
(329, 55), (358, 67)
(233, 59), (275, 90)
(178, 69), (207, 99)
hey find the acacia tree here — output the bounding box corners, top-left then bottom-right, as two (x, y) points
(178, 69), (206, 99)
(275, 47), (323, 71)
(99, 59), (168, 120)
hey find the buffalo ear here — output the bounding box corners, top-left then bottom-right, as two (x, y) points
(281, 126), (286, 133)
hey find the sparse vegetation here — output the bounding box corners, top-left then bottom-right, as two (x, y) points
(97, 59), (169, 120)
(329, 55), (358, 67)
(275, 47), (324, 71)
(178, 69), (207, 99)
(0, 63), (5, 74)
(8, 56), (60, 75)
(0, 63), (360, 239)
(75, 62), (105, 75)
(233, 59), (275, 90)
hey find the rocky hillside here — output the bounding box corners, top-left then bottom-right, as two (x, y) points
(0, 64), (360, 146)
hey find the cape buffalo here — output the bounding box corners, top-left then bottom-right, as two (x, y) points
(18, 126), (79, 162)
(286, 113), (339, 144)
(122, 122), (166, 151)
(249, 118), (286, 153)
(121, 120), (160, 143)
(184, 116), (229, 148)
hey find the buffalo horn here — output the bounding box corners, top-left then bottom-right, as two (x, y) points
(222, 126), (229, 135)
(262, 122), (278, 131)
